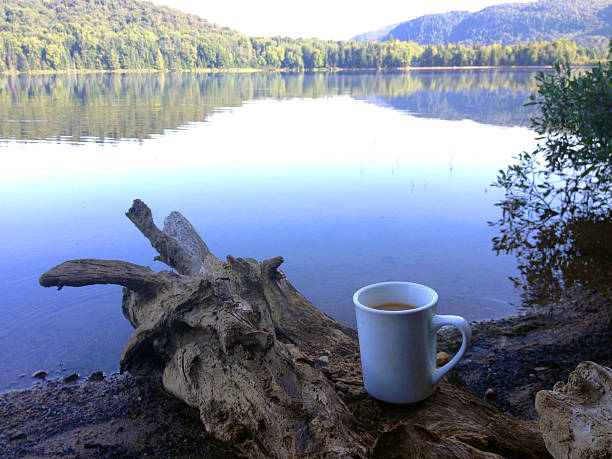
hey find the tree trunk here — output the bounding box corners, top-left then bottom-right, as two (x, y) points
(40, 200), (548, 458)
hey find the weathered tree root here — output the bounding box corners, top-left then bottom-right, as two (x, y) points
(40, 200), (548, 458)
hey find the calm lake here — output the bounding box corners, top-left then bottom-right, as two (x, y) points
(0, 70), (540, 390)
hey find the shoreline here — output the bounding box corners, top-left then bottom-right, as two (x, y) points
(2, 287), (610, 400)
(1, 287), (610, 455)
(439, 287), (612, 418)
(0, 302), (535, 395)
(1, 64), (598, 77)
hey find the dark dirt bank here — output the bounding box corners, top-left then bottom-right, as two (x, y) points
(0, 373), (239, 458)
(439, 287), (612, 419)
(1, 289), (610, 457)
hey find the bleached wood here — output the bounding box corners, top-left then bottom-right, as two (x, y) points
(39, 201), (549, 458)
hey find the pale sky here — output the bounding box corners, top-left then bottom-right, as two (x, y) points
(150, 0), (534, 41)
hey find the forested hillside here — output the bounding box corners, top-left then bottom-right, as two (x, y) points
(353, 0), (612, 47)
(0, 0), (606, 72)
(0, 0), (253, 71)
(358, 11), (471, 45)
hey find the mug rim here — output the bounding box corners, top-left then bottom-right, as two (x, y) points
(353, 281), (439, 314)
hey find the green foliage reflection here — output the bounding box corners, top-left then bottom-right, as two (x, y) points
(492, 43), (612, 305)
(0, 71), (539, 143)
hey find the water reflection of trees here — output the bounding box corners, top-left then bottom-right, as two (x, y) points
(368, 88), (534, 126)
(362, 69), (537, 127)
(492, 56), (612, 306)
(0, 70), (538, 143)
(491, 153), (612, 306)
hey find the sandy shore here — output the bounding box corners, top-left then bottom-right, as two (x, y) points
(1, 288), (610, 457)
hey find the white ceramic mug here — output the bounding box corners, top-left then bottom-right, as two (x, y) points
(353, 281), (471, 404)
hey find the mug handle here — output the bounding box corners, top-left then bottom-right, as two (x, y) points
(430, 315), (471, 385)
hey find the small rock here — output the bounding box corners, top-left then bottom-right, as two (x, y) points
(344, 390), (369, 402)
(436, 352), (451, 367)
(335, 381), (349, 393)
(18, 374), (25, 378)
(84, 442), (105, 449)
(318, 355), (329, 363)
(534, 367), (548, 372)
(9, 431), (26, 441)
(32, 370), (47, 379)
(485, 388), (496, 398)
(89, 371), (104, 382)
(63, 373), (79, 383)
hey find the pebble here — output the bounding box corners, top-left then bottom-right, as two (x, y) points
(485, 388), (496, 398)
(318, 355), (329, 363)
(84, 442), (105, 449)
(63, 373), (79, 383)
(89, 371), (105, 382)
(534, 367), (548, 372)
(334, 381), (348, 393)
(436, 352), (452, 367)
(9, 431), (26, 441)
(32, 370), (48, 379)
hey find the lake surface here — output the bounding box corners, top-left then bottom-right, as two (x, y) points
(0, 70), (540, 390)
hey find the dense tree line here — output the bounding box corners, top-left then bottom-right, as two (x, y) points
(415, 40), (600, 67)
(0, 0), (606, 73)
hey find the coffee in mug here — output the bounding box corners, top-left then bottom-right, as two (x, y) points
(353, 282), (471, 404)
(369, 302), (419, 311)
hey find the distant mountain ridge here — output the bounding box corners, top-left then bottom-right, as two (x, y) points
(352, 0), (612, 47)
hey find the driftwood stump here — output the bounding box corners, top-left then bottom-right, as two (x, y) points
(536, 361), (612, 458)
(40, 200), (548, 457)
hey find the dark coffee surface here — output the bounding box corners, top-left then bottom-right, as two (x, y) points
(369, 302), (419, 311)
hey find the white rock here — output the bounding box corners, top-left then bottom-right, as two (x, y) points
(535, 361), (612, 459)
